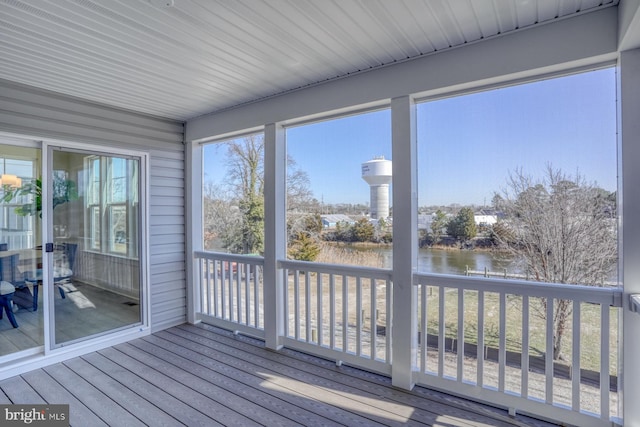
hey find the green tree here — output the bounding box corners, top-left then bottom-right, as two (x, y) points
(288, 231), (321, 261)
(430, 209), (448, 244)
(446, 207), (477, 241)
(203, 135), (312, 254)
(226, 135), (265, 254)
(352, 217), (375, 242)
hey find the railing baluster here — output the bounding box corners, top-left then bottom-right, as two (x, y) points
(477, 290), (484, 387)
(522, 295), (529, 398)
(317, 272), (323, 345)
(546, 297), (554, 404)
(236, 264), (242, 323)
(386, 278), (392, 363)
(342, 274), (348, 353)
(438, 286), (445, 378)
(200, 259), (206, 314)
(356, 276), (362, 356)
(245, 262), (250, 325)
(253, 265), (259, 328)
(572, 299), (581, 411)
(499, 292), (506, 392)
(213, 260), (219, 317)
(457, 288), (464, 381)
(284, 268), (289, 337)
(330, 274), (335, 350)
(601, 303), (610, 420)
(371, 277), (377, 360)
(221, 260), (226, 320)
(294, 269), (300, 340)
(305, 271), (311, 342)
(421, 284), (427, 374)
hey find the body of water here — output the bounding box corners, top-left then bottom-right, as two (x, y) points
(350, 245), (516, 276)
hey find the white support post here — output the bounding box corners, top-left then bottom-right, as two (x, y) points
(264, 123), (286, 350)
(391, 95), (417, 390)
(620, 49), (640, 427)
(185, 138), (203, 324)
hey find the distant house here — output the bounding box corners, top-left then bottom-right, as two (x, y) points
(474, 209), (500, 227)
(321, 214), (356, 228)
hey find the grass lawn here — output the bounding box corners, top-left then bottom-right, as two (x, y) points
(420, 286), (619, 375)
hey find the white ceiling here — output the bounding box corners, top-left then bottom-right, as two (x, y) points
(0, 0), (621, 121)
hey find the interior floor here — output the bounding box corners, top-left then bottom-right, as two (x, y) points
(0, 281), (141, 357)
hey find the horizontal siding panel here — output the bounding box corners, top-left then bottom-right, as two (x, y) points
(148, 148), (184, 161)
(150, 186), (184, 198)
(148, 176), (184, 189)
(149, 224), (184, 236)
(151, 289), (186, 306)
(150, 233), (185, 246)
(0, 96), (182, 143)
(149, 206), (184, 217)
(151, 302), (187, 328)
(150, 195), (184, 206)
(0, 80), (184, 132)
(150, 215), (185, 227)
(150, 167), (184, 180)
(150, 253), (185, 267)
(0, 111), (182, 150)
(150, 261), (186, 276)
(150, 158), (184, 170)
(151, 243), (185, 256)
(151, 272), (186, 287)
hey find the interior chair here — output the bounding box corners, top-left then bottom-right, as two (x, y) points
(0, 254), (20, 328)
(54, 243), (77, 298)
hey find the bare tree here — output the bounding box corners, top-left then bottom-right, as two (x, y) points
(203, 134), (313, 254)
(225, 135), (264, 254)
(203, 181), (241, 250)
(494, 165), (617, 360)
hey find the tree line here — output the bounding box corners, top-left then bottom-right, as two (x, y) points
(204, 136), (617, 360)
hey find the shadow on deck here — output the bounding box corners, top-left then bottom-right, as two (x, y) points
(0, 323), (559, 426)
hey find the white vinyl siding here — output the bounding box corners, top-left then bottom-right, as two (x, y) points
(0, 78), (186, 331)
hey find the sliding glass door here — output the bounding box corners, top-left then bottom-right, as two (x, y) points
(0, 142), (43, 358)
(50, 147), (143, 346)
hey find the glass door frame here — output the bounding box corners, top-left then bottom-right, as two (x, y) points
(41, 139), (151, 354)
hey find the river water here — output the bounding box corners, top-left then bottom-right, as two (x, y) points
(351, 246), (516, 276)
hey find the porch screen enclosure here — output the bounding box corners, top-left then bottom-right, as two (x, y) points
(194, 68), (623, 427)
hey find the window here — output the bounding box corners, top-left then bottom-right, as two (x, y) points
(0, 154), (37, 250)
(85, 155), (139, 257)
(286, 109), (392, 266)
(202, 133), (265, 254)
(416, 68), (618, 285)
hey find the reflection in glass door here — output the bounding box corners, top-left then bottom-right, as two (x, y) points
(50, 148), (142, 346)
(0, 142), (43, 358)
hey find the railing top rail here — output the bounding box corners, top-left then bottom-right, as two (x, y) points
(413, 272), (622, 307)
(194, 251), (264, 264)
(278, 259), (392, 280)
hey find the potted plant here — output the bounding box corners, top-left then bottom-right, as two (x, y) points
(2, 176), (78, 217)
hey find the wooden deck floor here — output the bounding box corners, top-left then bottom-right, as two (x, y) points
(0, 323), (559, 426)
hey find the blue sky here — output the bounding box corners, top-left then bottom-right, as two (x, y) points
(205, 67), (617, 207)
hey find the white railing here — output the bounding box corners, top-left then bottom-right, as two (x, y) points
(413, 272), (623, 427)
(279, 260), (393, 375)
(195, 251), (265, 338)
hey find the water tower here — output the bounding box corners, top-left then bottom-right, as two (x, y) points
(361, 156), (392, 219)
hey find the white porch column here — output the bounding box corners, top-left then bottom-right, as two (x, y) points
(391, 95), (418, 389)
(620, 49), (640, 427)
(264, 123), (286, 350)
(185, 139), (203, 324)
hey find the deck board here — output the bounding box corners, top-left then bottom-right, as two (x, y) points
(21, 368), (110, 427)
(0, 323), (559, 426)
